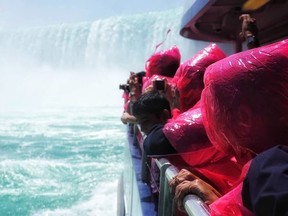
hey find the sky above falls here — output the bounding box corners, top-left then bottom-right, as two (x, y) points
(0, 0), (186, 28)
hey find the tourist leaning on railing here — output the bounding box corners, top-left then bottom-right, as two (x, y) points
(132, 91), (176, 155)
(132, 90), (178, 203)
(165, 44), (243, 209)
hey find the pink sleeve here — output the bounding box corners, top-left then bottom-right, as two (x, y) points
(210, 161), (253, 216)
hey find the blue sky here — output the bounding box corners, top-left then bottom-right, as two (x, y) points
(0, 0), (186, 28)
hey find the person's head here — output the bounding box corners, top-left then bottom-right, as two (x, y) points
(201, 40), (288, 160)
(132, 90), (171, 134)
(145, 46), (181, 78)
(173, 43), (226, 112)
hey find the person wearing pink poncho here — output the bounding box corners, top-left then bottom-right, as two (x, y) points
(166, 44), (243, 199)
(145, 45), (181, 78)
(171, 39), (288, 216)
(141, 45), (181, 95)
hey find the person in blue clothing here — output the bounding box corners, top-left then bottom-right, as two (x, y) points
(132, 90), (176, 156)
(132, 90), (178, 205)
(242, 145), (288, 216)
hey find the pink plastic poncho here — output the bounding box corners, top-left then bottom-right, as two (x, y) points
(145, 46), (181, 78)
(202, 39), (288, 158)
(173, 43), (226, 112)
(201, 40), (288, 215)
(209, 161), (253, 216)
(162, 44), (243, 194)
(163, 101), (243, 194)
(163, 44), (227, 154)
(122, 92), (130, 112)
(163, 102), (209, 153)
(181, 147), (243, 194)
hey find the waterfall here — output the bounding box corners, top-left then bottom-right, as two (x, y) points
(0, 7), (197, 70)
(0, 7), (206, 110)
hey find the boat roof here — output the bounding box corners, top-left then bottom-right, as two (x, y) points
(180, 0), (288, 45)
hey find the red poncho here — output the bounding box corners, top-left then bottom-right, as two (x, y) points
(173, 43), (226, 112)
(164, 103), (243, 194)
(145, 46), (181, 78)
(163, 44), (241, 194)
(202, 39), (288, 158)
(202, 39), (288, 215)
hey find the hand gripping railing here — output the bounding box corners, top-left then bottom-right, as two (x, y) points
(154, 158), (211, 216)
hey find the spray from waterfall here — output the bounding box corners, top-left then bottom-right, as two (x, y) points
(0, 7), (199, 111)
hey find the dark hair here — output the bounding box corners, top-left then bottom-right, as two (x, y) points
(136, 71), (146, 77)
(136, 71), (146, 84)
(132, 90), (171, 117)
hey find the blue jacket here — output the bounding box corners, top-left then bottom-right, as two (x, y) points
(144, 124), (176, 156)
(242, 145), (288, 216)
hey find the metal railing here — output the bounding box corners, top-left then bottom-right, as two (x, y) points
(154, 158), (211, 216)
(183, 195), (210, 216)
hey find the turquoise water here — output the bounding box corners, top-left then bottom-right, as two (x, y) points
(0, 107), (126, 216)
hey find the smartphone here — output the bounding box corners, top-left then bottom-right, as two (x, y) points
(153, 80), (166, 91)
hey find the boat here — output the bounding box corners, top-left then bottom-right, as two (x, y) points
(117, 1), (288, 215)
(180, 0), (288, 52)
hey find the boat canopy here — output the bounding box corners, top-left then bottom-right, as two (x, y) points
(180, 0), (288, 45)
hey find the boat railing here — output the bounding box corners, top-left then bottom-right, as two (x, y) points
(153, 157), (211, 216)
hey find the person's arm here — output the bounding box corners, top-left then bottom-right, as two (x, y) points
(239, 14), (260, 49)
(121, 111), (137, 124)
(162, 83), (180, 111)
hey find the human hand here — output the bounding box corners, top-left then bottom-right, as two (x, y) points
(143, 85), (153, 93)
(161, 82), (173, 106)
(128, 72), (142, 101)
(127, 72), (138, 88)
(169, 169), (196, 195)
(121, 111), (136, 124)
(170, 170), (221, 211)
(239, 14), (258, 40)
(160, 83), (180, 110)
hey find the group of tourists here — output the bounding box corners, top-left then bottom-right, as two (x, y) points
(120, 14), (288, 216)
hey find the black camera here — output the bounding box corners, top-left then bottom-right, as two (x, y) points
(119, 84), (130, 92)
(153, 80), (166, 91)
